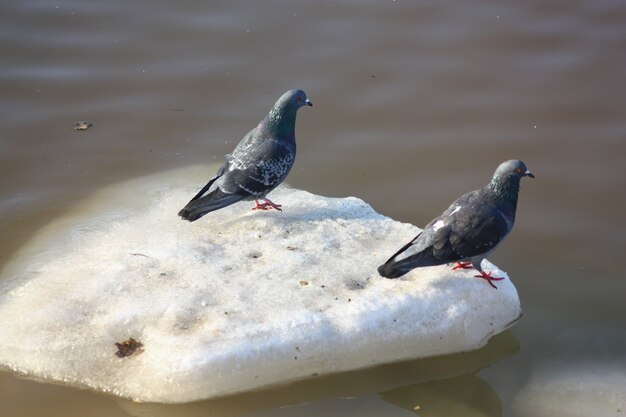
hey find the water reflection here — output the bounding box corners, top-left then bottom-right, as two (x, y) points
(381, 374), (500, 417)
(116, 331), (517, 417)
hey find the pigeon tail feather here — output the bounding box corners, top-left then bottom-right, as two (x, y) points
(178, 190), (245, 222)
(377, 263), (409, 279)
(378, 246), (444, 279)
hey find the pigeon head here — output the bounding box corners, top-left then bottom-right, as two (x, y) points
(493, 159), (535, 181)
(277, 89), (313, 110)
(489, 159), (534, 210)
(263, 89), (312, 138)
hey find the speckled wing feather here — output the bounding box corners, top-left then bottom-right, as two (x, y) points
(221, 138), (295, 197)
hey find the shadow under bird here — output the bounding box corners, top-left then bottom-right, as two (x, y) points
(377, 159), (534, 288)
(178, 89), (312, 222)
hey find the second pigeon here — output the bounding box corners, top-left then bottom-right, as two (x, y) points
(378, 159), (534, 288)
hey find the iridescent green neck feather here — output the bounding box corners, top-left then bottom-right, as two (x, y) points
(263, 104), (298, 139)
(489, 174), (521, 214)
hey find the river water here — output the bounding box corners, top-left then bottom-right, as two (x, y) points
(1, 1), (625, 416)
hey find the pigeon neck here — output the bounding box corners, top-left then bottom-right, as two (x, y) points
(262, 105), (297, 140)
(489, 175), (520, 214)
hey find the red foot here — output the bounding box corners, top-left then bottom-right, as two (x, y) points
(452, 261), (473, 270)
(252, 198), (283, 211)
(473, 270), (505, 289)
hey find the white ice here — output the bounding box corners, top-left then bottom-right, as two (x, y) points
(0, 166), (522, 403)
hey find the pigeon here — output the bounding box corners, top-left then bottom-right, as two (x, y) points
(178, 89), (312, 222)
(377, 159), (534, 288)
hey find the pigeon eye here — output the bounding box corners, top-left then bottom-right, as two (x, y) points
(514, 168), (522, 174)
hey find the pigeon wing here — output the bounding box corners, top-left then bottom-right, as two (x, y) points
(220, 139), (295, 197)
(396, 190), (506, 265)
(438, 192), (510, 260)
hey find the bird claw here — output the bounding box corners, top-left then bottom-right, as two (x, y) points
(452, 261), (473, 270)
(473, 270), (505, 289)
(252, 199), (283, 211)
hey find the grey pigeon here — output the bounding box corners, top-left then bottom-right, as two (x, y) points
(378, 160), (534, 288)
(178, 89), (312, 221)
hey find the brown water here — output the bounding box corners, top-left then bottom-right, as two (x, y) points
(1, 1), (625, 416)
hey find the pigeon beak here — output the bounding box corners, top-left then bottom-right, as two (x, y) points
(305, 99), (313, 107)
(525, 170), (535, 178)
